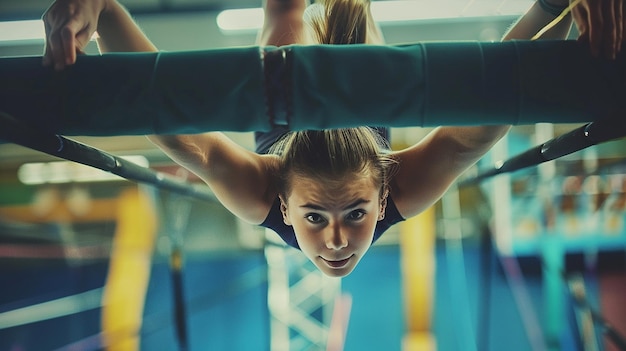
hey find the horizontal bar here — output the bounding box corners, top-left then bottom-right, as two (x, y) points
(0, 112), (216, 202)
(459, 120), (626, 186)
(1, 41), (624, 136)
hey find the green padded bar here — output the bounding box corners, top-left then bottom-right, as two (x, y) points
(0, 41), (624, 136)
(291, 40), (625, 129)
(0, 46), (267, 135)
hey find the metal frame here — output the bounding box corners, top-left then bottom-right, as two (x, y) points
(264, 230), (341, 351)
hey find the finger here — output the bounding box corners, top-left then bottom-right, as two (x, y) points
(60, 19), (84, 65)
(587, 0), (604, 58)
(49, 28), (67, 71)
(42, 7), (68, 69)
(572, 6), (590, 43)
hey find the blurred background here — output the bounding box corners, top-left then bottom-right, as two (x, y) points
(0, 0), (625, 350)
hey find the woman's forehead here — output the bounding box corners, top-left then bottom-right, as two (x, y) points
(290, 171), (375, 187)
(287, 173), (379, 205)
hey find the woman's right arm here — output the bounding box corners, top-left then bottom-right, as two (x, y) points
(42, 0), (279, 224)
(149, 134), (280, 224)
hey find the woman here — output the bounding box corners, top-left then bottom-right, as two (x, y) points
(42, 0), (622, 277)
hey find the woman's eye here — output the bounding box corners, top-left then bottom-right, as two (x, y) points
(305, 213), (324, 223)
(347, 210), (365, 221)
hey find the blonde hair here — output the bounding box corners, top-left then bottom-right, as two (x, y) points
(304, 0), (370, 44)
(271, 128), (397, 199)
(272, 1), (393, 199)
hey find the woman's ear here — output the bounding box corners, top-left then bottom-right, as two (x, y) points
(278, 194), (292, 226)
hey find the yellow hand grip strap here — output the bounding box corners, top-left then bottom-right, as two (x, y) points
(532, 0), (584, 40)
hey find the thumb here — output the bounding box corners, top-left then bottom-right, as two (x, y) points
(571, 5), (588, 37)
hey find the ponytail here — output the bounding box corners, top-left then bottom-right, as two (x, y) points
(304, 0), (370, 44)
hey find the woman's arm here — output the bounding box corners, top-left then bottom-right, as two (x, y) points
(503, 0), (573, 41)
(146, 0), (312, 221)
(390, 126), (510, 218)
(95, 0), (157, 53)
(43, 0), (279, 224)
(505, 0), (624, 58)
(391, 0), (577, 219)
(148, 134), (280, 224)
(258, 0), (309, 46)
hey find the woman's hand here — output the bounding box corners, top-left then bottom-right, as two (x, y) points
(571, 0), (624, 59)
(42, 0), (109, 70)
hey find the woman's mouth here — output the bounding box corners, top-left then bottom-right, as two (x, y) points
(321, 255), (353, 268)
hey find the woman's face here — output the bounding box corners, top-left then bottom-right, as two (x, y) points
(279, 173), (387, 277)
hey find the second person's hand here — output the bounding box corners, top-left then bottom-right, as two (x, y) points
(571, 0), (624, 59)
(42, 0), (109, 70)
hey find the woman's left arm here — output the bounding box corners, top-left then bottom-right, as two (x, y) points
(503, 0), (573, 40)
(390, 126), (509, 219)
(390, 1), (579, 219)
(506, 0), (625, 58)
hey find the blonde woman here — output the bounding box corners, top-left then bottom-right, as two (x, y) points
(42, 0), (621, 277)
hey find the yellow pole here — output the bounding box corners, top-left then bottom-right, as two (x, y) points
(400, 205), (437, 351)
(101, 187), (157, 350)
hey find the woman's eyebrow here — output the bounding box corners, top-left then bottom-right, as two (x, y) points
(300, 199), (370, 211)
(300, 203), (326, 211)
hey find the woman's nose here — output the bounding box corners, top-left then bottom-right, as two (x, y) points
(325, 223), (348, 250)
